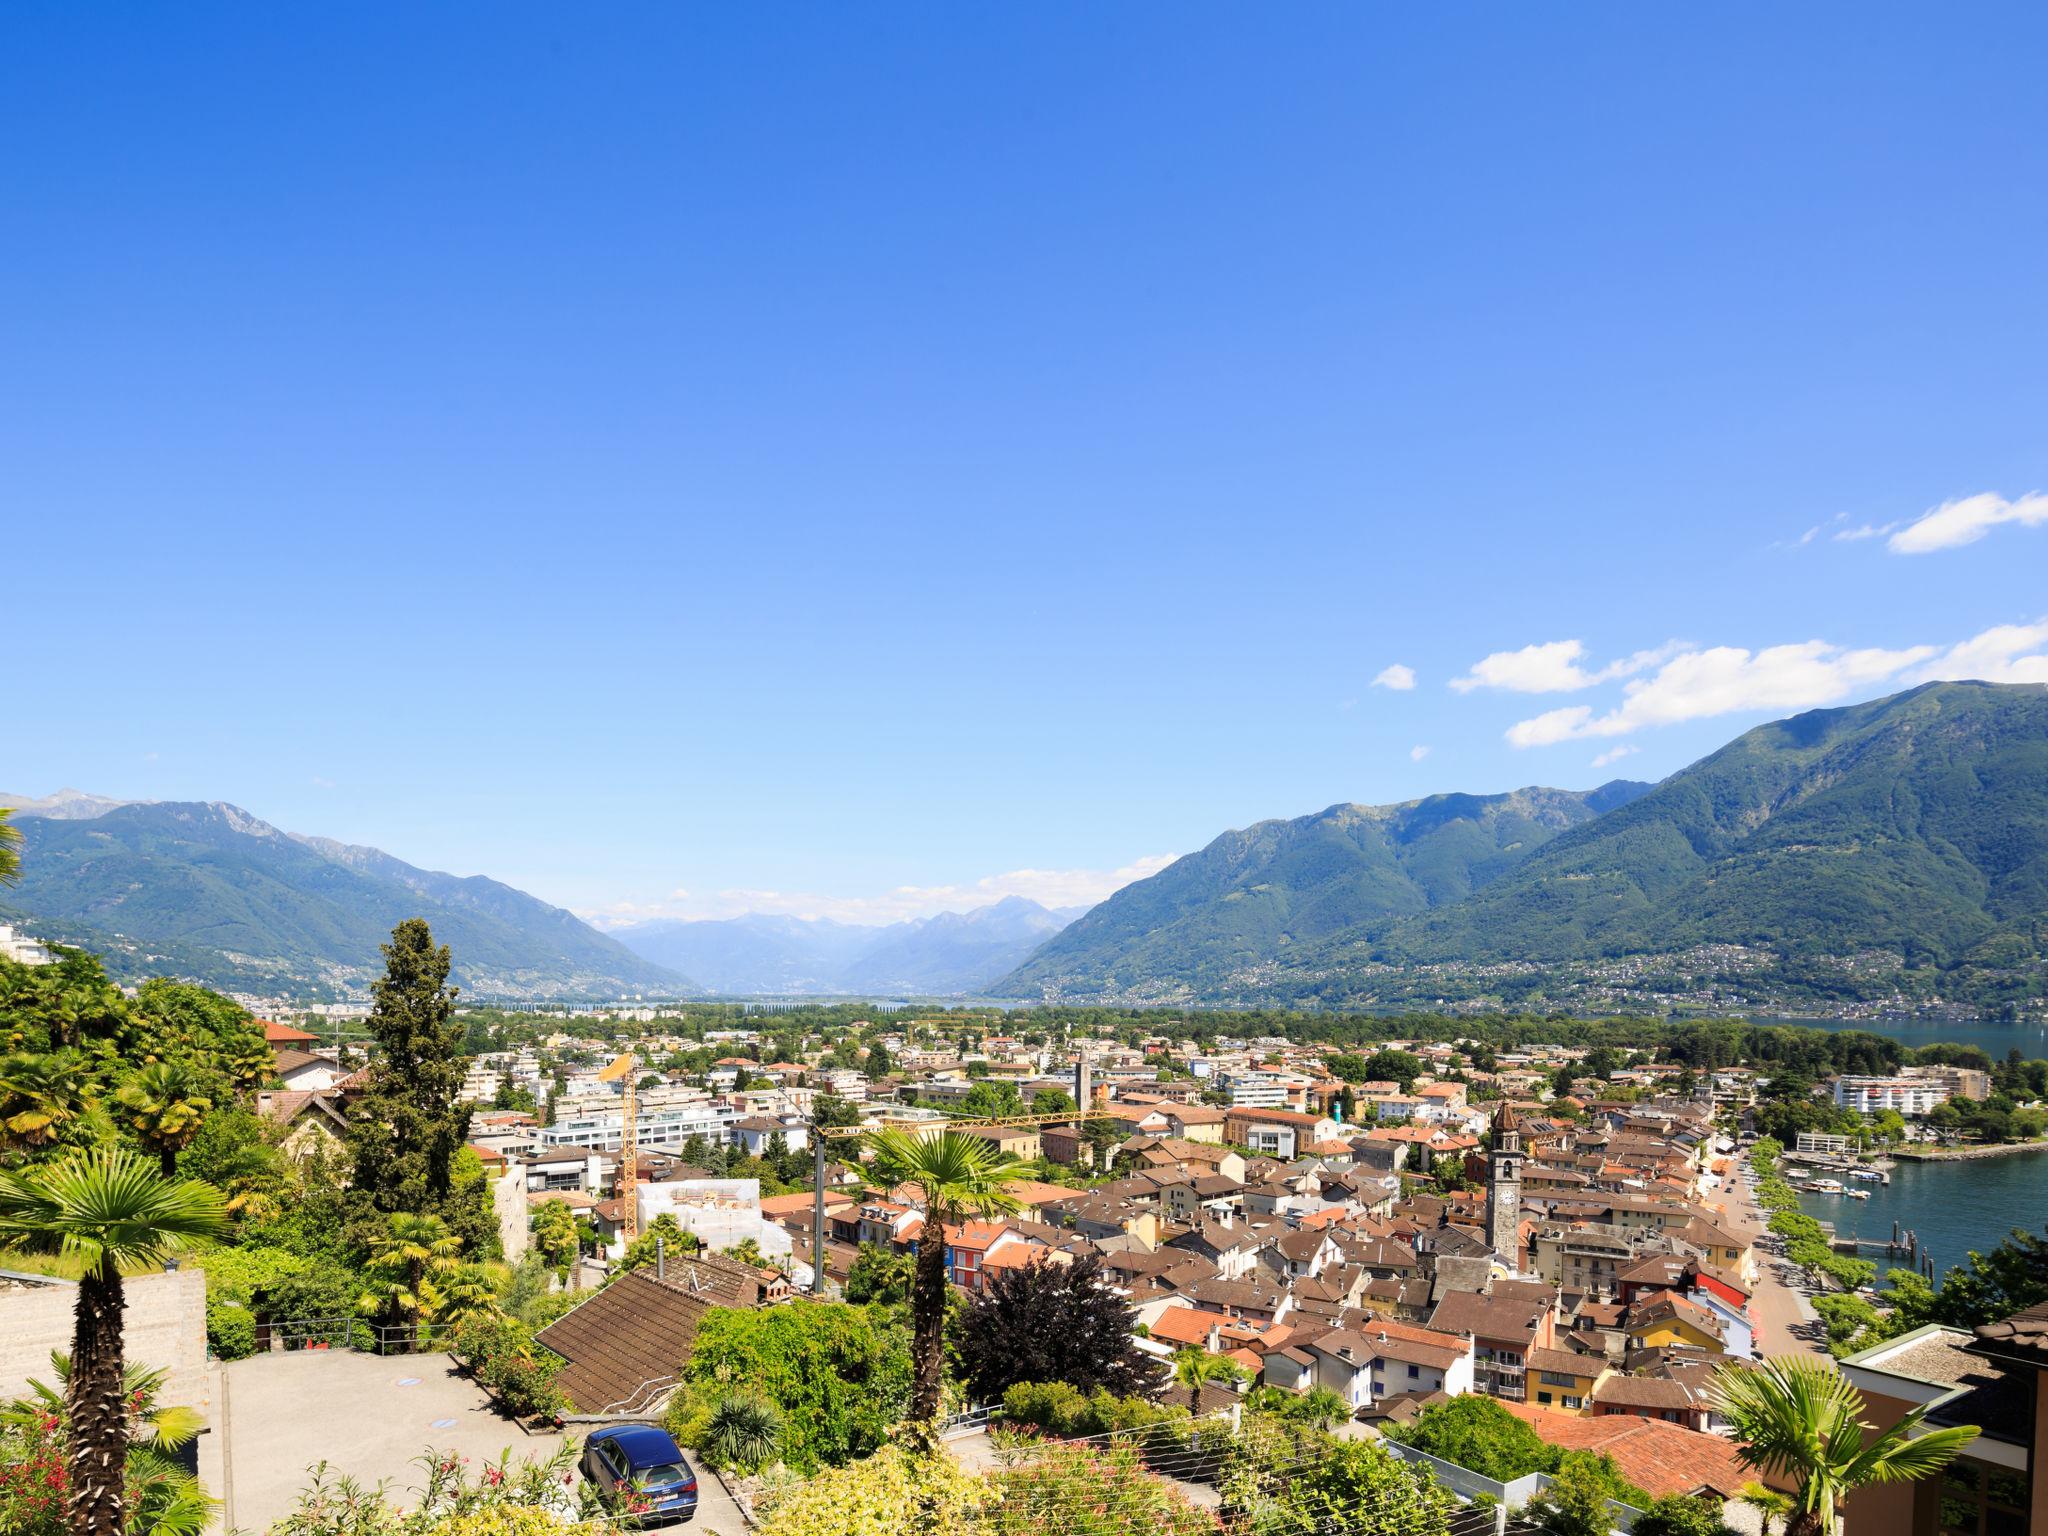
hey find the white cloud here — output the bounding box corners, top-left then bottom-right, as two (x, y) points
(1834, 521), (1896, 543)
(1909, 620), (2048, 685)
(310, 775), (335, 789)
(1451, 639), (1683, 695)
(1501, 622), (2048, 746)
(1590, 745), (1639, 768)
(1889, 491), (2048, 554)
(1372, 664), (1417, 691)
(1409, 745), (1431, 762)
(584, 854), (1180, 928)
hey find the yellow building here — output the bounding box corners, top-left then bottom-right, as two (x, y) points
(1524, 1346), (1608, 1414)
(1624, 1292), (1728, 1356)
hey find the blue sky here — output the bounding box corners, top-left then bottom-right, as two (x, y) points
(5, 5), (2046, 925)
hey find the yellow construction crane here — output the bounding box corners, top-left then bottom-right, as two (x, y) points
(598, 1051), (639, 1240)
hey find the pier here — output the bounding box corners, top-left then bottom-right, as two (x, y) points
(1827, 1219), (1936, 1277)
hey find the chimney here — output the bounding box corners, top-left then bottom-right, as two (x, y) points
(656, 1236), (666, 1281)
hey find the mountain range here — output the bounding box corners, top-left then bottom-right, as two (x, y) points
(605, 896), (1086, 997)
(995, 681), (2048, 1013)
(8, 681), (2045, 1012)
(0, 794), (692, 1000)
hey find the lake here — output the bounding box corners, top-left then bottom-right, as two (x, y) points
(1764, 1014), (2048, 1063)
(1777, 1014), (2048, 1277)
(1794, 1146), (2048, 1280)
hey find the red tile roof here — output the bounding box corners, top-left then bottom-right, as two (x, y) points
(1497, 1403), (1747, 1498)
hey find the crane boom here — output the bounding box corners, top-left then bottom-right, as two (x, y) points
(599, 1051), (639, 1239)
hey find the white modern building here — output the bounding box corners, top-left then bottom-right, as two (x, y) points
(537, 1102), (738, 1155)
(1833, 1075), (1950, 1116)
(0, 924), (53, 966)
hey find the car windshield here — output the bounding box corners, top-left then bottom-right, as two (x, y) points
(634, 1461), (692, 1491)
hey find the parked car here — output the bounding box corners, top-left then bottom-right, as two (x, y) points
(581, 1424), (699, 1524)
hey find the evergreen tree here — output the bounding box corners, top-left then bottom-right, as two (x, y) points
(344, 920), (471, 1226)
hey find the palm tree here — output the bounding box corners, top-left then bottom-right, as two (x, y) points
(1170, 1348), (1247, 1415)
(1707, 1356), (1979, 1536)
(431, 1262), (505, 1326)
(1739, 1481), (1795, 1536)
(116, 1060), (214, 1175)
(865, 1128), (1028, 1423)
(700, 1388), (785, 1473)
(0, 1049), (94, 1149)
(358, 1211), (462, 1343)
(0, 1147), (227, 1536)
(0, 806), (19, 886)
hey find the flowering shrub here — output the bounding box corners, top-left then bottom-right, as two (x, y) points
(0, 1408), (68, 1536)
(270, 1443), (619, 1536)
(449, 1315), (570, 1420)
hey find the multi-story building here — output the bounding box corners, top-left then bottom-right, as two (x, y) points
(537, 1102), (737, 1155)
(1833, 1075), (1950, 1116)
(0, 924), (53, 966)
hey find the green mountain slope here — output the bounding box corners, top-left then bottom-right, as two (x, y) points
(1352, 679), (2048, 971)
(995, 781), (1649, 999)
(996, 682), (2048, 1012)
(0, 800), (693, 999)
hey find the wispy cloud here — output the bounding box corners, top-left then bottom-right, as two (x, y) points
(583, 853), (1180, 928)
(310, 775), (336, 789)
(1590, 745), (1639, 768)
(1372, 663), (1417, 691)
(1888, 491), (2048, 554)
(1449, 639), (1684, 695)
(1503, 620), (2047, 747)
(1409, 744), (1431, 762)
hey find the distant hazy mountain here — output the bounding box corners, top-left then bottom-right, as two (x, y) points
(610, 894), (1085, 997)
(994, 680), (2048, 1012)
(608, 913), (881, 995)
(0, 798), (692, 1000)
(996, 782), (1650, 1000)
(0, 788), (140, 821)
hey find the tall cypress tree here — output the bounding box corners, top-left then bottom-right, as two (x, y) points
(346, 920), (471, 1220)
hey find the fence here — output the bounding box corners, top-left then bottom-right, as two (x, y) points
(259, 1316), (463, 1355)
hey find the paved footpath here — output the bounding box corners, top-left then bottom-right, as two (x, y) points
(1715, 1161), (1826, 1359)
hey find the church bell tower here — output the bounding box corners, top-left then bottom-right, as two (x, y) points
(1487, 1099), (1523, 1263)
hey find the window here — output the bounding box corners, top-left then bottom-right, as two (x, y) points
(1939, 1462), (2029, 1536)
(1407, 1364), (1419, 1379)
(1537, 1391), (1553, 1406)
(1562, 1395), (1583, 1410)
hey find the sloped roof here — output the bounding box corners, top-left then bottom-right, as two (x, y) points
(533, 1259), (763, 1414)
(1497, 1402), (1747, 1498)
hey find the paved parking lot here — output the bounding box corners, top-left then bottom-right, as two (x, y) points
(218, 1349), (750, 1533)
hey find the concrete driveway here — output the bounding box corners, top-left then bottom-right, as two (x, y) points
(218, 1349), (752, 1533)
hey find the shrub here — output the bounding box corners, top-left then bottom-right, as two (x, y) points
(754, 1445), (990, 1536)
(685, 1304), (909, 1472)
(1633, 1493), (1738, 1536)
(207, 1298), (260, 1361)
(449, 1315), (569, 1420)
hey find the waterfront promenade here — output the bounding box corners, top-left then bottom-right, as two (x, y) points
(1715, 1158), (1826, 1358)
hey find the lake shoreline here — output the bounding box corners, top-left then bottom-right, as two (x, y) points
(1890, 1140), (2048, 1163)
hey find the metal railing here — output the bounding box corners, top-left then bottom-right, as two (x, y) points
(260, 1316), (462, 1355)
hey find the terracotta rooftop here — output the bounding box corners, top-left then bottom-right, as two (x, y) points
(1498, 1402), (1748, 1498)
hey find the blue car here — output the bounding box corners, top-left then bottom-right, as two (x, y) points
(581, 1424), (699, 1524)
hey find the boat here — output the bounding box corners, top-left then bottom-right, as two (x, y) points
(1845, 1188), (1871, 1200)
(1849, 1170), (1882, 1182)
(1806, 1178), (1845, 1194)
